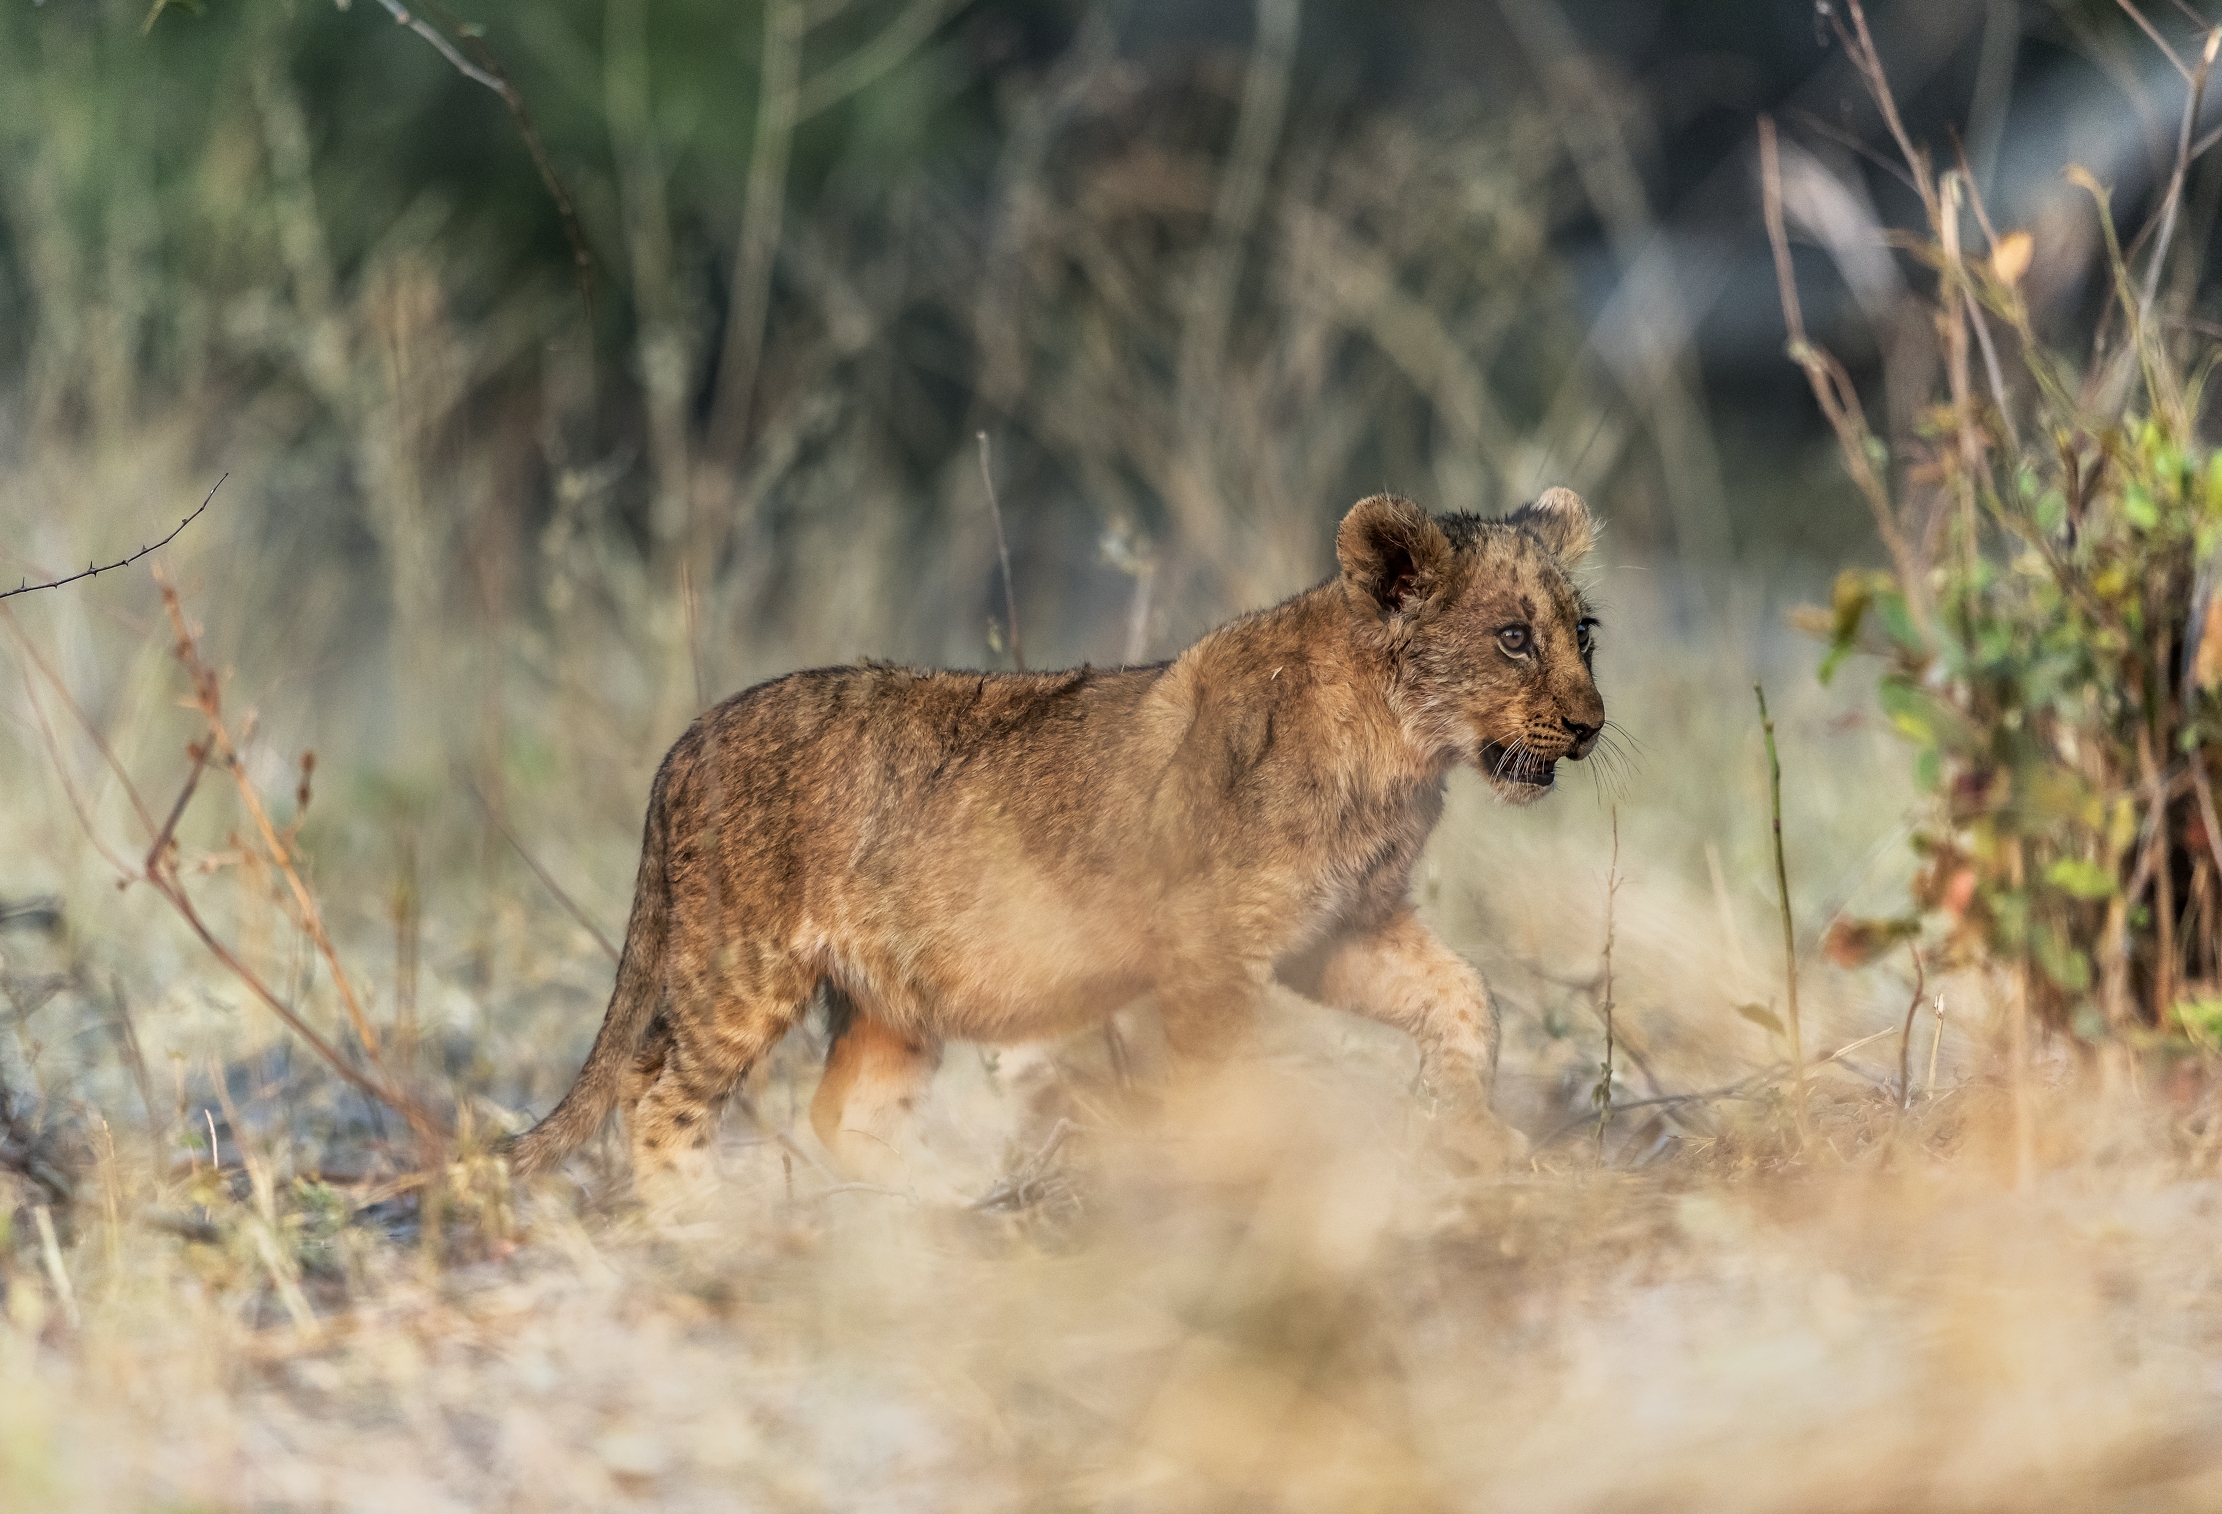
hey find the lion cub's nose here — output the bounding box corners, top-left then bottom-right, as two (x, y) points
(1562, 716), (1599, 757)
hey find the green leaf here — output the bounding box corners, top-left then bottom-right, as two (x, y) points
(2043, 857), (2116, 900)
(1815, 569), (1898, 685)
(2035, 489), (2067, 534)
(2032, 920), (2092, 992)
(2177, 995), (2222, 1044)
(1878, 678), (1964, 750)
(1876, 592), (1924, 659)
(2124, 484), (2159, 531)
(1735, 1002), (1784, 1036)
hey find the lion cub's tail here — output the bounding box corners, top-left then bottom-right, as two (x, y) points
(505, 796), (671, 1178)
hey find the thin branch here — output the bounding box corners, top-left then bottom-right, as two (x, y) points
(2141, 25), (2220, 323)
(1831, 0), (1939, 216)
(1784, 106), (1922, 195)
(1948, 135), (2023, 454)
(156, 580), (385, 1063)
(1967, 290), (2021, 453)
(10, 582), (442, 1147)
(372, 0), (504, 88)
(2115, 0), (2194, 83)
(371, 1), (594, 317)
(0, 474), (220, 603)
(1759, 116), (1931, 639)
(146, 739), (211, 880)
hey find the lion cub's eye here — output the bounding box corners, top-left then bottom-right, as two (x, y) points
(1576, 617), (1598, 655)
(1497, 625), (1532, 656)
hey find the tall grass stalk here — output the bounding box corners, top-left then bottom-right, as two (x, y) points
(1755, 681), (1809, 1140)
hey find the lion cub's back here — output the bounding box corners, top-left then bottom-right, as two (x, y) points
(677, 659), (1174, 856)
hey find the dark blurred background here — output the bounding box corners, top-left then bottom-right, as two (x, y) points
(0, 0), (2203, 752)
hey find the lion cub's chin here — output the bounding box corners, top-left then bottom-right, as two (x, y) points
(1475, 742), (1560, 806)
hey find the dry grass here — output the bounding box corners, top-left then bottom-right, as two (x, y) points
(8, 4), (2222, 1506)
(8, 509), (2222, 1508)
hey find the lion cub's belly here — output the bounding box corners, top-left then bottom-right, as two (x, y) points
(812, 851), (1154, 1042)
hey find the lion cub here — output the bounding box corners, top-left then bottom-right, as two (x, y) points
(509, 489), (1604, 1185)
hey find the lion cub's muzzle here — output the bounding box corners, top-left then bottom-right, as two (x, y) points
(1563, 715), (1600, 760)
(1481, 714), (1600, 792)
(1479, 740), (1557, 788)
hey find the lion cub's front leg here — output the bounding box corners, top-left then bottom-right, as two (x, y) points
(810, 1011), (944, 1190)
(1318, 908), (1525, 1156)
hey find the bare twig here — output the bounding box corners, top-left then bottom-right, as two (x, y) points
(1759, 117), (1930, 640)
(0, 474), (220, 603)
(368, 1), (594, 316)
(977, 431), (1025, 671)
(158, 583), (385, 1062)
(371, 0), (503, 89)
(1542, 1028), (1906, 1148)
(1945, 152), (2023, 451)
(2140, 26), (2221, 325)
(972, 1117), (1078, 1211)
(1828, 0), (1940, 216)
(2115, 0), (2193, 83)
(10, 572), (449, 1149)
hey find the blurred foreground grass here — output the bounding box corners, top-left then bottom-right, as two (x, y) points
(9, 490), (2222, 1508)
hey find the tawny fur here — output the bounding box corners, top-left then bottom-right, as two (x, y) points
(508, 489), (1606, 1183)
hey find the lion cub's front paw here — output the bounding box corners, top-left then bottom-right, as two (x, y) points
(1427, 1101), (1531, 1171)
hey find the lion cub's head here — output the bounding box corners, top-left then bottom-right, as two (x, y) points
(1336, 488), (1605, 805)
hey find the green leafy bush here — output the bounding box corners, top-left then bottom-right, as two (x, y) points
(1773, 1), (2222, 1045)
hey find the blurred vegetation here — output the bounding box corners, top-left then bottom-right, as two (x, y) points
(10, 12), (2222, 1504)
(1788, 2), (2222, 1056)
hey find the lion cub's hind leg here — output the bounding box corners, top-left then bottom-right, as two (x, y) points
(810, 995), (944, 1192)
(625, 930), (816, 1196)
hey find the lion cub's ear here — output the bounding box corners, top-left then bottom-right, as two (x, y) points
(1504, 486), (1596, 564)
(1337, 494), (1453, 616)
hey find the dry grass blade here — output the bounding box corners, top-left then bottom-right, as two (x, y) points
(465, 774), (621, 964)
(1898, 943), (1925, 1107)
(1755, 680), (1808, 1142)
(977, 430), (1026, 672)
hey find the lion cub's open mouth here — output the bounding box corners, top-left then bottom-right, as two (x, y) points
(1480, 741), (1557, 789)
